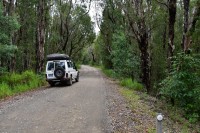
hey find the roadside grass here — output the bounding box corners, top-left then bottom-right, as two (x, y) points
(0, 82), (12, 98)
(120, 78), (143, 91)
(101, 68), (119, 79)
(120, 88), (156, 132)
(100, 67), (200, 133)
(0, 70), (47, 99)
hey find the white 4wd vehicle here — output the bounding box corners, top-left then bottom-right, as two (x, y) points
(45, 54), (79, 86)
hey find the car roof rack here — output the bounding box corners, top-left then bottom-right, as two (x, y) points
(47, 54), (70, 61)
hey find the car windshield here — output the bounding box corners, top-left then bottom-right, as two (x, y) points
(47, 61), (65, 71)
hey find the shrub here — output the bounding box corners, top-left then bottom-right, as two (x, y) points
(4, 73), (24, 87)
(102, 68), (118, 78)
(13, 84), (29, 93)
(120, 78), (143, 91)
(0, 67), (8, 75)
(0, 82), (12, 98)
(160, 53), (200, 122)
(22, 70), (36, 81)
(0, 70), (46, 99)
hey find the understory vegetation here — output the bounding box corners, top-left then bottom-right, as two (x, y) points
(0, 71), (46, 99)
(160, 53), (200, 122)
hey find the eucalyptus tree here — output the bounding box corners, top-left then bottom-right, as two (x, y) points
(98, 0), (125, 69)
(121, 0), (153, 93)
(99, 5), (114, 69)
(66, 5), (95, 58)
(182, 0), (200, 53)
(35, 0), (47, 73)
(181, 0), (190, 51)
(167, 0), (177, 70)
(48, 0), (95, 61)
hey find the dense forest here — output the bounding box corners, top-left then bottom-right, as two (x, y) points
(0, 0), (95, 73)
(0, 0), (200, 122)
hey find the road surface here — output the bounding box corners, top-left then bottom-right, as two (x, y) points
(0, 65), (111, 133)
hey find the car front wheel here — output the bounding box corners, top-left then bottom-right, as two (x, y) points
(75, 73), (79, 82)
(67, 76), (72, 86)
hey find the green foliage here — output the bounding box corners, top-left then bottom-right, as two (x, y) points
(0, 67), (8, 75)
(98, 6), (115, 69)
(102, 67), (118, 78)
(120, 78), (143, 91)
(0, 71), (46, 99)
(160, 53), (200, 122)
(0, 82), (13, 98)
(14, 0), (38, 71)
(0, 45), (18, 58)
(111, 29), (140, 79)
(0, 2), (19, 45)
(0, 1), (19, 71)
(192, 20), (200, 53)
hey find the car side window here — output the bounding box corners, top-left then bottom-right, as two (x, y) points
(67, 62), (73, 68)
(71, 62), (77, 70)
(67, 62), (70, 68)
(48, 62), (54, 70)
(70, 62), (73, 68)
(71, 62), (74, 68)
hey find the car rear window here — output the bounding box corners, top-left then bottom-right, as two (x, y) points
(55, 62), (65, 69)
(47, 61), (65, 71)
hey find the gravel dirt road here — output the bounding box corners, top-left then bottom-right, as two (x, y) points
(0, 65), (112, 133)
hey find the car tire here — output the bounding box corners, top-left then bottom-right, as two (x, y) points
(49, 82), (55, 87)
(75, 73), (79, 82)
(67, 76), (72, 86)
(54, 67), (65, 79)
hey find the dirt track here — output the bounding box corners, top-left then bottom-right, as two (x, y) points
(0, 65), (111, 133)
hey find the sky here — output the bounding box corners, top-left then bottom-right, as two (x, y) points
(88, 0), (102, 34)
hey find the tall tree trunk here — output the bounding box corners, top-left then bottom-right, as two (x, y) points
(23, 49), (29, 70)
(181, 0), (190, 52)
(125, 0), (151, 93)
(2, 0), (8, 16)
(183, 1), (200, 53)
(8, 0), (16, 72)
(167, 0), (177, 71)
(8, 0), (15, 16)
(139, 34), (151, 93)
(36, 0), (46, 73)
(167, 0), (177, 105)
(163, 12), (168, 49)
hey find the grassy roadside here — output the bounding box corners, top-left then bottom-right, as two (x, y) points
(0, 71), (47, 99)
(100, 67), (200, 133)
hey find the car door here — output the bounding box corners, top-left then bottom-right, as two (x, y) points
(71, 62), (77, 79)
(71, 62), (78, 79)
(67, 61), (76, 80)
